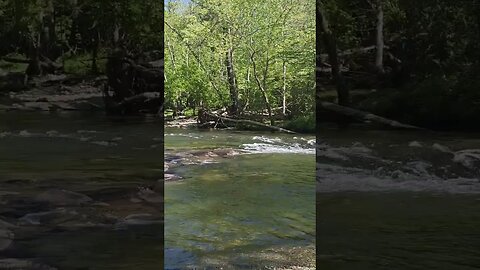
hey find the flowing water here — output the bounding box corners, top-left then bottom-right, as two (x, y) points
(0, 111), (316, 269)
(317, 126), (480, 270)
(164, 128), (316, 269)
(0, 111), (164, 269)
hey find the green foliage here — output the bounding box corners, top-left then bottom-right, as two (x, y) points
(165, 0), (315, 120)
(0, 0), (163, 72)
(285, 114), (316, 133)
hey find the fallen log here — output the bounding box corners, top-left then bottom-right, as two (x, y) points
(318, 101), (424, 130)
(1, 57), (30, 64)
(204, 112), (297, 134)
(112, 92), (161, 108)
(104, 90), (162, 114)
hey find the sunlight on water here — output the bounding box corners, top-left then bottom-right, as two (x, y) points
(165, 128), (315, 268)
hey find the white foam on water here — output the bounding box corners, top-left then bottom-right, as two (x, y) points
(19, 130), (32, 137)
(316, 142), (378, 161)
(317, 163), (480, 194)
(317, 142), (480, 194)
(409, 141), (423, 147)
(453, 149), (480, 169)
(242, 142), (315, 154)
(91, 141), (117, 147)
(252, 136), (283, 144)
(0, 132), (11, 138)
(432, 143), (452, 153)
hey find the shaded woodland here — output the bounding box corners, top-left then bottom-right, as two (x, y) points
(0, 0), (164, 115)
(316, 0), (480, 130)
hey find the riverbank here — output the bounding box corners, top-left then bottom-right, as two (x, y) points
(0, 74), (106, 112)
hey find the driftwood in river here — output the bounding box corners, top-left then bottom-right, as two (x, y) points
(318, 100), (423, 130)
(200, 110), (297, 134)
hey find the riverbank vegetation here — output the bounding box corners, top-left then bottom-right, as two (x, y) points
(165, 0), (315, 133)
(316, 0), (480, 131)
(0, 0), (163, 115)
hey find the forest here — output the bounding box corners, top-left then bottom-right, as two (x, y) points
(165, 0), (315, 132)
(0, 0), (163, 115)
(316, 0), (480, 130)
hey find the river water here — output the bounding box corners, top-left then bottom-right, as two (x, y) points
(0, 111), (316, 269)
(317, 126), (480, 270)
(4, 111), (476, 269)
(165, 127), (316, 269)
(0, 111), (164, 269)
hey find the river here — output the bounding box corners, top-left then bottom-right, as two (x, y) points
(317, 125), (480, 270)
(0, 111), (316, 269)
(165, 127), (316, 269)
(0, 111), (164, 269)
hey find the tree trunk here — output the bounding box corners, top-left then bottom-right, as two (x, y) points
(113, 24), (120, 46)
(167, 41), (176, 69)
(282, 60), (287, 115)
(316, 2), (349, 106)
(41, 0), (55, 57)
(251, 51), (274, 126)
(225, 47), (239, 116)
(375, 0), (385, 74)
(69, 0), (79, 53)
(91, 30), (99, 74)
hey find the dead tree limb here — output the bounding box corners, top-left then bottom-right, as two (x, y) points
(203, 112), (297, 134)
(318, 101), (424, 130)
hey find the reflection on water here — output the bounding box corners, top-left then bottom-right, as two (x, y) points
(317, 127), (480, 269)
(165, 128), (316, 268)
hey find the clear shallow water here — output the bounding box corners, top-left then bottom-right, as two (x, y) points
(165, 128), (316, 268)
(0, 112), (164, 269)
(317, 127), (480, 269)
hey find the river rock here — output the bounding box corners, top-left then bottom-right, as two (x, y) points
(0, 219), (16, 229)
(19, 208), (78, 226)
(453, 149), (480, 169)
(432, 143), (452, 153)
(164, 173), (182, 181)
(115, 213), (163, 229)
(0, 228), (13, 251)
(35, 189), (93, 206)
(0, 259), (57, 270)
(136, 187), (163, 204)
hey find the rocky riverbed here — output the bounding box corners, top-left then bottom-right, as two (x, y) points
(164, 128), (316, 269)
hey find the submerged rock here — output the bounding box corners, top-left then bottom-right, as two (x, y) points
(18, 208), (78, 226)
(35, 189), (93, 206)
(135, 187), (163, 204)
(115, 213), (163, 229)
(0, 228), (14, 251)
(164, 173), (182, 181)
